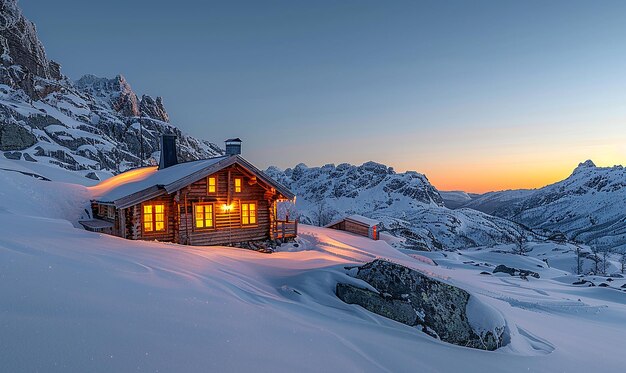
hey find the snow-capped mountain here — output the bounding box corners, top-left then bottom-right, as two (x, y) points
(0, 0), (221, 174)
(266, 162), (530, 251)
(460, 160), (626, 251)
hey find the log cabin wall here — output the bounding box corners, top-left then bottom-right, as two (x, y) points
(329, 220), (370, 238)
(116, 164), (276, 246)
(92, 202), (119, 235)
(179, 165), (273, 246)
(343, 220), (370, 237)
(89, 163), (285, 246)
(126, 195), (177, 242)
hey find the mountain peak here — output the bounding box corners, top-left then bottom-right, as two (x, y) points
(574, 159), (596, 172)
(0, 0), (63, 98)
(0, 0), (222, 172)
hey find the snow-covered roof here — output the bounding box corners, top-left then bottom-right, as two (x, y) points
(326, 214), (381, 228)
(79, 219), (114, 230)
(89, 155), (295, 208)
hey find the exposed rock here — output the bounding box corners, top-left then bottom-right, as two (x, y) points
(0, 1), (223, 174)
(0, 0), (63, 99)
(85, 172), (99, 180)
(140, 95), (169, 122)
(3, 150), (21, 159)
(598, 283), (609, 288)
(465, 160), (626, 251)
(75, 74), (140, 117)
(23, 152), (36, 162)
(493, 264), (540, 279)
(267, 162), (530, 251)
(575, 159), (596, 172)
(0, 122), (35, 150)
(336, 260), (506, 350)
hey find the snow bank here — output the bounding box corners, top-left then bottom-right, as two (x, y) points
(2, 172), (626, 372)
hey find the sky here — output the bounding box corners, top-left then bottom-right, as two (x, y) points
(22, 0), (626, 193)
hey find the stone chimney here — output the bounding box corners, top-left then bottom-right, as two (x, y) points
(225, 138), (242, 156)
(159, 134), (178, 169)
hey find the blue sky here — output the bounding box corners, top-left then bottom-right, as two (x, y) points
(22, 0), (626, 191)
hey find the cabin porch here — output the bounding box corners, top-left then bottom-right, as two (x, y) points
(272, 219), (298, 240)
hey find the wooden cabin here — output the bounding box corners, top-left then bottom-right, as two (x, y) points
(326, 214), (380, 240)
(81, 136), (297, 246)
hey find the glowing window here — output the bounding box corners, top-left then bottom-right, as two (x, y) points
(208, 176), (217, 193)
(194, 204), (214, 228)
(143, 203), (165, 232)
(234, 177), (242, 193)
(241, 202), (257, 225)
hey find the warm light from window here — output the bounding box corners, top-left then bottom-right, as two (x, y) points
(208, 176), (216, 193)
(143, 203), (165, 232)
(234, 178), (242, 193)
(195, 204), (213, 228)
(241, 202), (256, 225)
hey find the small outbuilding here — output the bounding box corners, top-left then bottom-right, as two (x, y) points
(325, 214), (380, 240)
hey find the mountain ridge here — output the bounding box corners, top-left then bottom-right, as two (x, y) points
(449, 160), (626, 250)
(0, 0), (221, 176)
(266, 162), (530, 251)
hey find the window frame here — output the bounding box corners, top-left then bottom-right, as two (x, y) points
(142, 202), (167, 234)
(106, 205), (115, 220)
(207, 176), (217, 194)
(234, 177), (242, 193)
(240, 201), (258, 227)
(193, 202), (215, 230)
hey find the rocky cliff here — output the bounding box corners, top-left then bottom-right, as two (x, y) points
(0, 0), (221, 173)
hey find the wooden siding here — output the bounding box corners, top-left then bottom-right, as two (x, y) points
(328, 219), (371, 238)
(90, 164), (294, 246)
(178, 166), (272, 246)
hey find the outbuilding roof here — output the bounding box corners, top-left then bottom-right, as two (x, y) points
(90, 155), (294, 209)
(325, 214), (381, 228)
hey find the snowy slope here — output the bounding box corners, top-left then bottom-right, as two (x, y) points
(0, 0), (222, 178)
(454, 189), (534, 214)
(266, 162), (531, 251)
(463, 161), (626, 251)
(439, 190), (476, 209)
(2, 169), (626, 372)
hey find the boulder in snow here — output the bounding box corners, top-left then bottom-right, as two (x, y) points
(336, 259), (506, 350)
(493, 264), (540, 279)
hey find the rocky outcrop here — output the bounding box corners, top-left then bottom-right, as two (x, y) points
(0, 0), (62, 99)
(3, 150), (20, 159)
(0, 122), (35, 150)
(0, 1), (223, 173)
(75, 74), (140, 117)
(336, 260), (506, 350)
(493, 264), (540, 279)
(140, 95), (169, 122)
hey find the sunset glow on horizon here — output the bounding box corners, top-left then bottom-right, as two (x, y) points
(26, 0), (626, 194)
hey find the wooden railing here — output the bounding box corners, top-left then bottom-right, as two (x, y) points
(274, 220), (298, 239)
